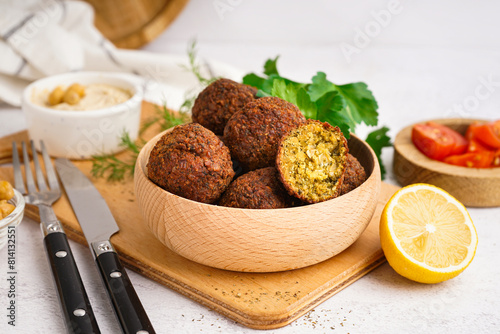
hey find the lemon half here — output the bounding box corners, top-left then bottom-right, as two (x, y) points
(380, 183), (478, 284)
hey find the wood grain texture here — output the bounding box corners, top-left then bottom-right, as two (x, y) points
(0, 101), (399, 329)
(136, 130), (381, 272)
(393, 118), (500, 207)
(83, 0), (190, 49)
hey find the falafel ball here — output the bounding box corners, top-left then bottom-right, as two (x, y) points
(218, 167), (297, 209)
(340, 153), (367, 195)
(276, 120), (348, 204)
(191, 78), (257, 135)
(147, 123), (235, 204)
(223, 96), (306, 171)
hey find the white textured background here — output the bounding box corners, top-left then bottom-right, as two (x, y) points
(1, 0), (500, 333)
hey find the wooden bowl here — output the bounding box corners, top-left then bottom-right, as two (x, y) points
(134, 130), (381, 272)
(393, 118), (500, 207)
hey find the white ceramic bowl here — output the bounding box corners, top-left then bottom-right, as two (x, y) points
(0, 189), (25, 250)
(22, 72), (143, 159)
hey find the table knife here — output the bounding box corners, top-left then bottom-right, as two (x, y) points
(54, 158), (155, 334)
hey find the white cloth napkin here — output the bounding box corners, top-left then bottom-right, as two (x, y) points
(0, 0), (243, 109)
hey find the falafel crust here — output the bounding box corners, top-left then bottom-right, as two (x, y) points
(276, 120), (348, 203)
(223, 96), (306, 171)
(147, 123), (235, 204)
(218, 167), (297, 209)
(340, 153), (367, 195)
(192, 78), (257, 135)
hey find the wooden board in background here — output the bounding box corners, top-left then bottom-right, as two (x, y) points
(0, 102), (398, 329)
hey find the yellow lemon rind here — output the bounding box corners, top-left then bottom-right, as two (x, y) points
(380, 183), (478, 284)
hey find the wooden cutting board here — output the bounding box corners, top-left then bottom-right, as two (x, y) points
(0, 102), (399, 329)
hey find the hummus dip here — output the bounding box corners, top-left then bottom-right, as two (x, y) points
(33, 84), (132, 111)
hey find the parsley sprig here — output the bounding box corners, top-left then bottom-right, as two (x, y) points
(243, 56), (391, 178)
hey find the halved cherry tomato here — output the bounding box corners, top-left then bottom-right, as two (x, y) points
(412, 124), (455, 160)
(427, 121), (468, 155)
(493, 150), (500, 167)
(443, 151), (495, 168)
(471, 122), (500, 148)
(465, 121), (483, 141)
(468, 138), (493, 153)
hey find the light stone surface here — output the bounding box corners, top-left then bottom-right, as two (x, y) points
(1, 0), (500, 333)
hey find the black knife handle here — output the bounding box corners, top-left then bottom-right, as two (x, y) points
(95, 251), (155, 334)
(44, 232), (100, 334)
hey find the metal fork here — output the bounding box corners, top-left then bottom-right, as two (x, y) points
(12, 140), (100, 334)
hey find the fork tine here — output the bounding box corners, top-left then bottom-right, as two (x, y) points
(22, 141), (37, 194)
(40, 141), (59, 192)
(11, 142), (26, 194)
(30, 140), (48, 192)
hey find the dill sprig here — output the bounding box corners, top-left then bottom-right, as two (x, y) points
(180, 40), (218, 86)
(156, 104), (190, 131)
(91, 132), (140, 182)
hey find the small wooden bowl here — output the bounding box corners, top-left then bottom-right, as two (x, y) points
(393, 118), (500, 207)
(134, 130), (381, 272)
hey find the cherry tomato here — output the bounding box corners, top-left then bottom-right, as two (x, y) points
(493, 150), (500, 167)
(427, 122), (468, 155)
(412, 124), (455, 160)
(443, 151), (495, 168)
(468, 138), (493, 153)
(465, 121), (482, 141)
(471, 122), (500, 148)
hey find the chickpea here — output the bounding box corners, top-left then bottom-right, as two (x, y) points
(0, 180), (14, 201)
(48, 86), (64, 106)
(0, 200), (15, 220)
(67, 83), (85, 97)
(63, 89), (80, 105)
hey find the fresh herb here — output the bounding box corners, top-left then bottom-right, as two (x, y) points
(154, 104), (190, 131)
(180, 40), (218, 86)
(91, 132), (140, 182)
(243, 57), (391, 178)
(365, 126), (392, 178)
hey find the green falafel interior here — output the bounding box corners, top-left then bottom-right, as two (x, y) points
(277, 120), (348, 204)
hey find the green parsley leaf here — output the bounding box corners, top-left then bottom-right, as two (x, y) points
(365, 126), (392, 179)
(308, 71), (336, 101)
(242, 73), (266, 90)
(296, 87), (317, 119)
(309, 72), (379, 132)
(270, 79), (317, 120)
(335, 82), (379, 127)
(315, 91), (350, 137)
(263, 56), (280, 76)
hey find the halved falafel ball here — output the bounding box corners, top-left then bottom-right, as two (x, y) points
(218, 167), (298, 209)
(276, 120), (348, 204)
(147, 123), (235, 204)
(223, 96), (306, 171)
(191, 78), (257, 135)
(340, 153), (367, 195)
